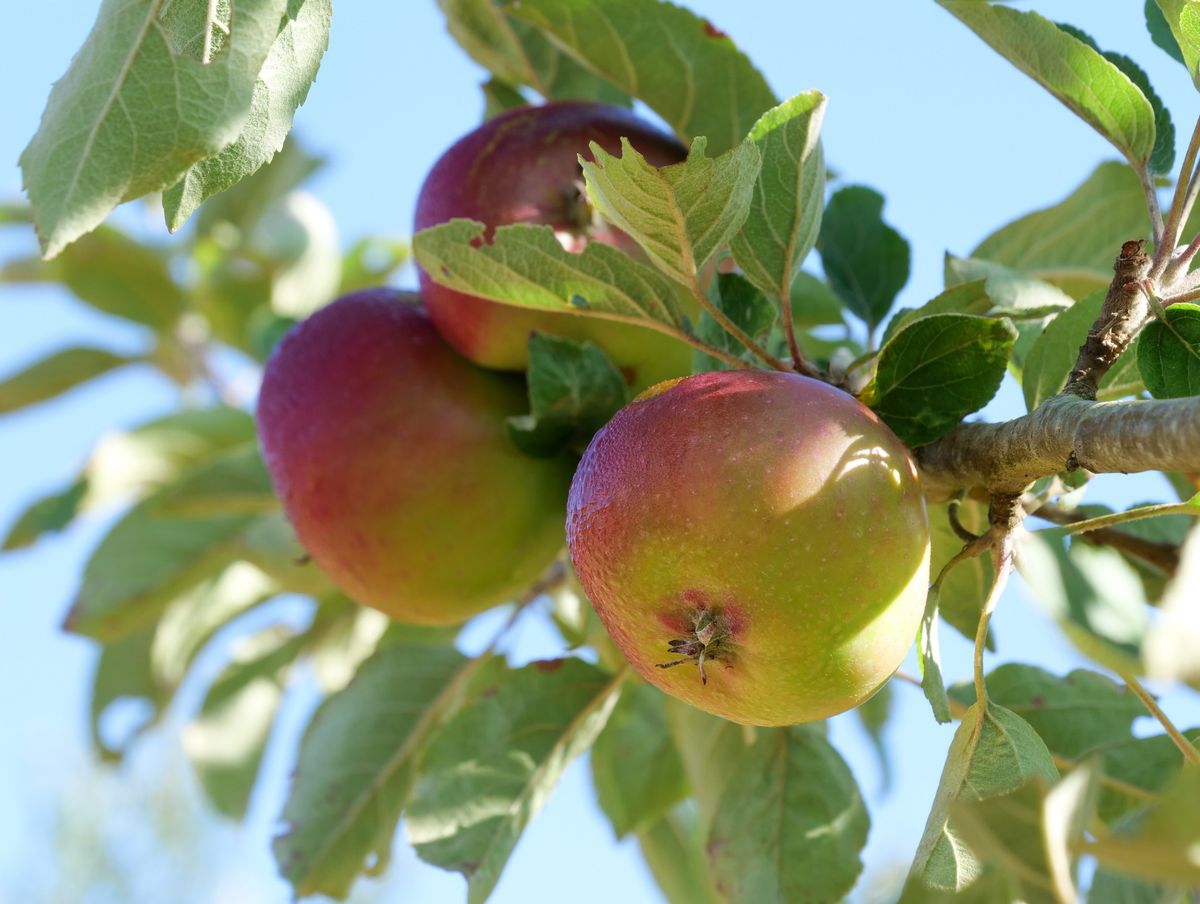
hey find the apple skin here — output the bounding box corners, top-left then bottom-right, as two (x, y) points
(257, 289), (572, 625)
(566, 370), (930, 726)
(414, 101), (690, 391)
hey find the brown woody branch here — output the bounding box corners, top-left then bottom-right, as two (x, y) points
(1031, 503), (1181, 576)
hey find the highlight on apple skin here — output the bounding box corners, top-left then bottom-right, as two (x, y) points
(566, 370), (931, 726)
(414, 101), (692, 391)
(256, 288), (572, 625)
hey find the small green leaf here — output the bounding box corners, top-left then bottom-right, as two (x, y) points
(693, 272), (777, 371)
(21, 0), (291, 257)
(412, 219), (690, 329)
(869, 313), (1017, 447)
(590, 683), (687, 838)
(407, 659), (623, 904)
(971, 163), (1151, 300)
(508, 333), (629, 457)
(508, 0), (777, 154)
(480, 78), (528, 119)
(1, 479), (88, 551)
(163, 0), (333, 230)
(949, 665), (1144, 759)
(1147, 0), (1186, 65)
(0, 347), (135, 415)
(185, 625), (306, 819)
(883, 280), (995, 346)
(730, 91), (827, 301)
(636, 807), (720, 904)
(788, 272), (844, 327)
(1154, 0), (1200, 87)
(1, 227), (185, 329)
(918, 584), (953, 725)
(274, 643), (479, 899)
(582, 137), (761, 288)
(338, 237), (409, 295)
(89, 628), (159, 761)
(706, 726), (869, 904)
(1137, 302), (1200, 399)
(817, 186), (911, 330)
(939, 3), (1157, 168)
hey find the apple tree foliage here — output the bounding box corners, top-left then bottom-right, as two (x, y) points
(4, 1), (1200, 902)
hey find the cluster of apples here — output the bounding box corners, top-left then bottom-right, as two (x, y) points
(257, 102), (930, 726)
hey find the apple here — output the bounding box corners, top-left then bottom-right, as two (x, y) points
(566, 370), (930, 726)
(257, 289), (572, 625)
(414, 101), (691, 390)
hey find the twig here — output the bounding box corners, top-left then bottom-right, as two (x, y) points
(1137, 163), (1165, 250)
(1162, 232), (1200, 287)
(1043, 500), (1199, 536)
(1033, 503), (1182, 576)
(691, 282), (791, 371)
(1153, 115), (1200, 279)
(1161, 281), (1200, 306)
(972, 495), (1021, 703)
(947, 496), (983, 543)
(776, 287), (821, 378)
(1119, 671), (1200, 766)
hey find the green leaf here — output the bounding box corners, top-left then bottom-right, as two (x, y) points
(949, 665), (1144, 759)
(817, 186), (911, 330)
(972, 163), (1152, 300)
(508, 0), (777, 154)
(185, 625), (306, 819)
(1089, 866), (1184, 904)
(869, 313), (1017, 447)
(1137, 303), (1200, 399)
(151, 443), (277, 517)
(337, 238), (409, 296)
(163, 0), (333, 230)
(89, 628), (160, 760)
(21, 0), (291, 257)
(938, 3), (1157, 168)
(582, 137), (760, 288)
(406, 659), (622, 904)
(665, 702), (747, 830)
(507, 333), (629, 457)
(693, 272), (777, 371)
(1, 479), (88, 551)
(729, 92), (827, 300)
(918, 583), (953, 725)
(636, 807), (720, 904)
(412, 219), (690, 329)
(1154, 0), (1200, 88)
(1, 227), (185, 329)
(706, 726), (868, 904)
(787, 271), (844, 327)
(1098, 729), (1200, 824)
(481, 78), (529, 119)
(1024, 291), (1146, 411)
(0, 347), (135, 415)
(928, 499), (994, 645)
(274, 643), (478, 899)
(591, 683), (687, 839)
(1016, 529), (1149, 674)
(1147, 0), (1187, 65)
(438, 0), (629, 105)
(908, 703), (1059, 893)
(883, 280), (995, 346)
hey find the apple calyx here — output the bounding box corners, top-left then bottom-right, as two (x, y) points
(656, 607), (734, 686)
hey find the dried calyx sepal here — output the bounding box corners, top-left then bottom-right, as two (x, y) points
(657, 607), (733, 685)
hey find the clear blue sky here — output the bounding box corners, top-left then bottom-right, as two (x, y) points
(2, 2), (1197, 902)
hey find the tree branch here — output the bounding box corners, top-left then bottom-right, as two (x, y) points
(1031, 503), (1182, 576)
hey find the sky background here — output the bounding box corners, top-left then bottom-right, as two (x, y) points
(1, 2), (1198, 902)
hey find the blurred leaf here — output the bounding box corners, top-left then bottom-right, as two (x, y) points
(706, 726), (869, 903)
(508, 333), (629, 457)
(1098, 729), (1200, 824)
(251, 190), (342, 318)
(1016, 529), (1149, 675)
(1, 478), (88, 550)
(234, 510), (333, 598)
(438, 0), (629, 105)
(338, 237), (409, 295)
(0, 347), (136, 415)
(884, 280), (994, 346)
(666, 702), (748, 831)
(928, 499), (994, 645)
(582, 137), (760, 288)
(1, 227), (185, 329)
(636, 806), (720, 904)
(1024, 291), (1146, 411)
(152, 443), (277, 517)
(1043, 761), (1101, 902)
(1147, 0), (1186, 64)
(972, 163), (1151, 300)
(1154, 0), (1200, 88)
(480, 78), (528, 119)
(868, 313), (1017, 447)
(412, 220), (690, 330)
(509, 0), (777, 154)
(591, 683), (687, 838)
(1144, 525), (1200, 686)
(1137, 303), (1200, 399)
(788, 271), (844, 327)
(919, 581), (953, 725)
(89, 627), (159, 761)
(0, 202), (32, 224)
(730, 92), (827, 301)
(1088, 866), (1185, 904)
(407, 659), (622, 904)
(817, 186), (911, 330)
(1087, 765), (1200, 887)
(908, 703), (1058, 893)
(163, 0), (332, 230)
(274, 643), (481, 899)
(184, 625), (306, 819)
(938, 3), (1156, 168)
(20, 0), (290, 257)
(949, 665), (1143, 759)
(693, 272), (778, 371)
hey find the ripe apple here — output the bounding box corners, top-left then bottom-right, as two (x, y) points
(566, 370), (930, 726)
(414, 101), (691, 390)
(257, 289), (572, 625)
